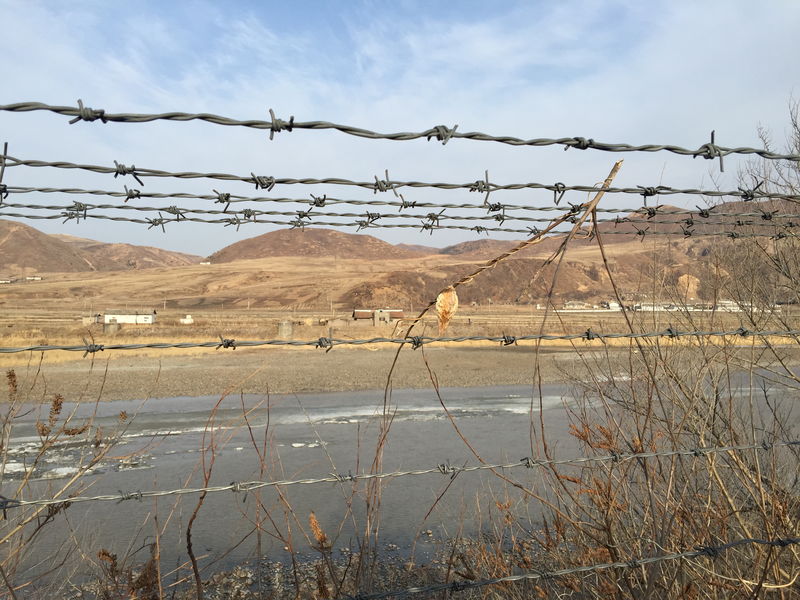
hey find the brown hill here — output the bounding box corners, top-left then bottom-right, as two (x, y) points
(339, 251), (691, 309)
(0, 220), (95, 273)
(208, 228), (423, 262)
(73, 242), (201, 270)
(0, 231), (716, 312)
(50, 233), (101, 248)
(440, 239), (520, 258)
(0, 219), (202, 274)
(395, 243), (441, 255)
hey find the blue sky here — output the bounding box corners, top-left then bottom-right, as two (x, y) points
(1, 1), (798, 256)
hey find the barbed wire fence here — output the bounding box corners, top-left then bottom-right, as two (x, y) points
(4, 440), (797, 510)
(2, 145), (799, 239)
(1, 328), (799, 356)
(1, 102), (799, 598)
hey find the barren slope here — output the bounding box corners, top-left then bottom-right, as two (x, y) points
(1, 220), (202, 273)
(76, 242), (201, 270)
(208, 228), (424, 262)
(0, 220), (94, 273)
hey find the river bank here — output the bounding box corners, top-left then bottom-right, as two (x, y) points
(3, 345), (600, 403)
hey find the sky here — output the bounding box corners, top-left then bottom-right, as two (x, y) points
(0, 0), (798, 256)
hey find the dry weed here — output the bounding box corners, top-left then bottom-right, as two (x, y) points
(435, 286), (458, 335)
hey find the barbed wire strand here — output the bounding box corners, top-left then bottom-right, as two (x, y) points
(2, 210), (798, 239)
(4, 179), (799, 206)
(3, 101), (799, 162)
(6, 200), (800, 231)
(343, 536), (800, 600)
(1, 328), (798, 355)
(0, 154), (795, 212)
(6, 440), (797, 509)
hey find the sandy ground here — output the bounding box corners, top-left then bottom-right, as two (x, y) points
(2, 345), (597, 403)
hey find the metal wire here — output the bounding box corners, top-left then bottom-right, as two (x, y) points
(7, 440), (797, 509)
(2, 101), (799, 162)
(347, 536), (800, 599)
(3, 155), (798, 208)
(6, 184), (800, 214)
(2, 208), (797, 238)
(4, 180), (799, 209)
(1, 328), (797, 355)
(5, 200), (799, 231)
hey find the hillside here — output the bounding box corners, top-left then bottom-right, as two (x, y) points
(77, 242), (201, 270)
(0, 220), (202, 273)
(3, 197), (787, 308)
(439, 239), (519, 258)
(0, 220), (95, 273)
(395, 243), (441, 254)
(208, 228), (425, 262)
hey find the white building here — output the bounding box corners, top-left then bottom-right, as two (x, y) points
(715, 300), (745, 312)
(103, 312), (156, 325)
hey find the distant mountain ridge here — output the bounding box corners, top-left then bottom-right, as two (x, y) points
(207, 228), (428, 262)
(0, 220), (202, 273)
(4, 198), (784, 276)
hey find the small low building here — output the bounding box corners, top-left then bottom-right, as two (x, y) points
(81, 314), (102, 325)
(563, 300), (589, 310)
(600, 301), (621, 310)
(715, 300), (745, 312)
(179, 314), (194, 324)
(352, 309), (405, 324)
(103, 312), (157, 325)
(373, 309), (404, 324)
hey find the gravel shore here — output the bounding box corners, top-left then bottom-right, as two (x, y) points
(3, 345), (590, 402)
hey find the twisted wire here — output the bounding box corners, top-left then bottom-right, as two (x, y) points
(2, 209), (797, 238)
(1, 329), (798, 355)
(8, 440), (797, 509)
(2, 156), (798, 204)
(5, 200), (799, 230)
(2, 101), (798, 161)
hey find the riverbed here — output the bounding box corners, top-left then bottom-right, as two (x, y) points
(4, 383), (585, 586)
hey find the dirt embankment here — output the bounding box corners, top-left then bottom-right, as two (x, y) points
(3, 346), (584, 403)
